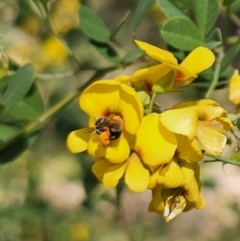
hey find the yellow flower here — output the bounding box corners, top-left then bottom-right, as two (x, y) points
(115, 40), (215, 93)
(135, 40), (215, 87)
(160, 99), (234, 156)
(149, 161), (205, 222)
(229, 69), (240, 105)
(92, 113), (177, 192)
(67, 80), (143, 163)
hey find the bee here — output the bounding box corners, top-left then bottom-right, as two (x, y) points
(95, 117), (123, 141)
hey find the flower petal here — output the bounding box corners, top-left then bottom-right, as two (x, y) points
(197, 121), (227, 156)
(80, 80), (143, 135)
(92, 158), (112, 182)
(176, 135), (203, 162)
(180, 47), (215, 76)
(67, 128), (92, 153)
(102, 161), (127, 188)
(160, 107), (198, 139)
(135, 40), (177, 64)
(125, 152), (150, 192)
(157, 159), (184, 188)
(88, 132), (130, 163)
(134, 113), (177, 166)
(229, 70), (240, 105)
(119, 83), (143, 134)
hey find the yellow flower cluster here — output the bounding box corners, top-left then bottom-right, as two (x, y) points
(67, 40), (234, 222)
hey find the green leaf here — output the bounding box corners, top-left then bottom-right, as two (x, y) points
(121, 48), (144, 63)
(230, 0), (240, 13)
(221, 37), (240, 73)
(157, 0), (188, 19)
(111, 11), (130, 40)
(205, 28), (222, 49)
(0, 124), (19, 143)
(79, 6), (111, 43)
(0, 63), (35, 115)
(223, 0), (237, 7)
(161, 17), (205, 51)
(90, 40), (121, 63)
(193, 0), (219, 36)
(7, 86), (44, 120)
(131, 0), (156, 30)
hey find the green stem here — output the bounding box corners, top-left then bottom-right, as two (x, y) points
(205, 49), (224, 99)
(204, 153), (240, 167)
(148, 92), (157, 114)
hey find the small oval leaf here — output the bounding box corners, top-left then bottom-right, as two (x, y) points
(221, 37), (240, 73)
(0, 63), (35, 114)
(157, 0), (188, 19)
(161, 17), (205, 51)
(131, 0), (156, 30)
(193, 0), (219, 36)
(79, 6), (111, 43)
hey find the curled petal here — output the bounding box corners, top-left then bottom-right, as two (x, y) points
(160, 108), (198, 140)
(157, 160), (185, 188)
(125, 152), (150, 192)
(181, 162), (205, 210)
(67, 128), (92, 153)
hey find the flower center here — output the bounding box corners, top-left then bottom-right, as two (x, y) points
(95, 115), (124, 145)
(163, 188), (186, 222)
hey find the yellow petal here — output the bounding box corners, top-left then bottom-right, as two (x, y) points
(80, 80), (143, 134)
(125, 152), (150, 192)
(133, 64), (171, 86)
(118, 83), (143, 134)
(181, 162), (205, 210)
(176, 135), (203, 162)
(173, 99), (220, 109)
(80, 80), (120, 118)
(180, 47), (215, 75)
(92, 158), (112, 182)
(229, 70), (240, 105)
(134, 113), (177, 166)
(157, 159), (184, 188)
(160, 107), (198, 139)
(102, 161), (127, 188)
(150, 186), (167, 212)
(134, 40), (177, 64)
(114, 75), (131, 83)
(197, 122), (227, 156)
(92, 132), (130, 163)
(67, 128), (92, 153)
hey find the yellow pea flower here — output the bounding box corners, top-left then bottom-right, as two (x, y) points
(115, 40), (215, 93)
(229, 69), (240, 105)
(160, 99), (234, 156)
(92, 113), (177, 192)
(149, 161), (205, 222)
(67, 80), (143, 163)
(135, 40), (215, 86)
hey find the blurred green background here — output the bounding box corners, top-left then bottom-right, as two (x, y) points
(1, 0), (240, 240)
